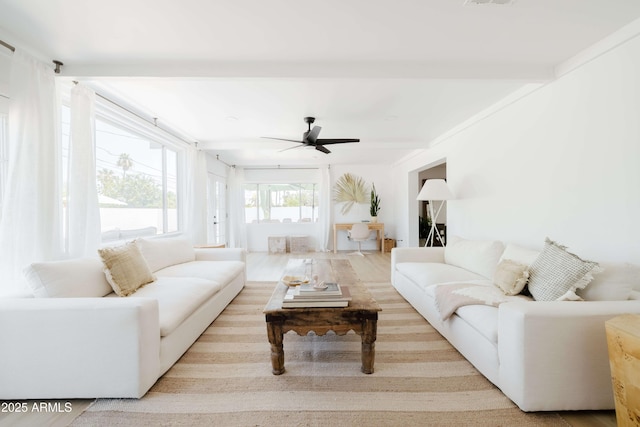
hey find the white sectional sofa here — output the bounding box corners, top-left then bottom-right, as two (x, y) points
(391, 236), (640, 412)
(0, 237), (246, 399)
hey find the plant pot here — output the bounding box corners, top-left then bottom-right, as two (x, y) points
(370, 216), (378, 223)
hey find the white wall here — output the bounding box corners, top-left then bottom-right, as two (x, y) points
(0, 51), (9, 112)
(331, 164), (394, 252)
(393, 31), (640, 264)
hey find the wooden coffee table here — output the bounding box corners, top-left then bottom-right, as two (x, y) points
(263, 258), (381, 375)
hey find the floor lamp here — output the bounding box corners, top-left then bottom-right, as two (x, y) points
(417, 179), (454, 247)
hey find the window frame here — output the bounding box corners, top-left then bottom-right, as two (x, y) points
(58, 95), (188, 245)
(243, 182), (319, 224)
(94, 106), (185, 241)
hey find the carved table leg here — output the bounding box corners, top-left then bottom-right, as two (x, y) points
(266, 320), (285, 375)
(361, 317), (377, 374)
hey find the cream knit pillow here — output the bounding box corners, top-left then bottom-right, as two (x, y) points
(493, 259), (530, 296)
(98, 241), (155, 297)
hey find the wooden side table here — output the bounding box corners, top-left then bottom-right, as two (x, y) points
(263, 259), (381, 375)
(606, 314), (640, 426)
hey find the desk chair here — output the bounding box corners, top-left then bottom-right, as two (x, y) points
(347, 223), (371, 256)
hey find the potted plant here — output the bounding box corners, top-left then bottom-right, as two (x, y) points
(370, 183), (381, 222)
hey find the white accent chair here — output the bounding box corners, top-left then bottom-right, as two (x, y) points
(347, 223), (371, 256)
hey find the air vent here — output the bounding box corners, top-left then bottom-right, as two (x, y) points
(464, 0), (516, 5)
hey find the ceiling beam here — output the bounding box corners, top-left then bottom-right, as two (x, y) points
(198, 140), (428, 151)
(62, 60), (553, 81)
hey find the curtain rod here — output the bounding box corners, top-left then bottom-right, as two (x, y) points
(92, 89), (195, 147)
(215, 154), (234, 168)
(0, 39), (15, 52)
(0, 39), (63, 73)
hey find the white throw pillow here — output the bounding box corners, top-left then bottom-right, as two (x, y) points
(493, 259), (530, 296)
(499, 244), (540, 267)
(98, 241), (156, 297)
(24, 258), (113, 298)
(136, 237), (196, 272)
(444, 236), (505, 279)
(528, 238), (601, 301)
(576, 262), (638, 301)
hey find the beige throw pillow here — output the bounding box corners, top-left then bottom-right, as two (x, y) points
(493, 259), (530, 295)
(98, 241), (155, 297)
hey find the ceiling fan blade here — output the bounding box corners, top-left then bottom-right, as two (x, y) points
(305, 126), (322, 144)
(315, 138), (360, 145)
(315, 145), (331, 154)
(279, 144), (306, 153)
(261, 137), (304, 144)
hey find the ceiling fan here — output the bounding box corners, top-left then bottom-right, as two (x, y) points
(262, 117), (359, 154)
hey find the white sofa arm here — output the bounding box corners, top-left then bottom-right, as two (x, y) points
(391, 247), (445, 285)
(498, 300), (640, 411)
(0, 297), (160, 399)
(195, 247), (246, 263)
(391, 247), (445, 264)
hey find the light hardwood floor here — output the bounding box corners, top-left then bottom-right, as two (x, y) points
(0, 251), (616, 426)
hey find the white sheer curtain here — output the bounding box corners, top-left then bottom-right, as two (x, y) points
(227, 166), (246, 249)
(185, 147), (208, 245)
(317, 165), (332, 251)
(67, 84), (101, 257)
(0, 50), (62, 293)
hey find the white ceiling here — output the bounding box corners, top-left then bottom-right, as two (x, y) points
(2, 0), (640, 166)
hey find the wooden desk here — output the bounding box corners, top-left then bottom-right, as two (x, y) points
(333, 222), (384, 254)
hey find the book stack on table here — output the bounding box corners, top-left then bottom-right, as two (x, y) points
(282, 282), (352, 308)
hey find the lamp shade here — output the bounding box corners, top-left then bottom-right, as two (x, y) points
(417, 179), (454, 201)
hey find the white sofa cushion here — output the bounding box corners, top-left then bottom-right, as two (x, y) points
(107, 276), (222, 337)
(24, 258), (112, 298)
(423, 282), (502, 345)
(395, 262), (487, 291)
(455, 305), (500, 346)
(99, 241), (156, 297)
(499, 244), (540, 267)
(137, 237), (196, 273)
(155, 261), (245, 287)
(528, 238), (601, 301)
(444, 236), (505, 279)
(576, 262), (638, 301)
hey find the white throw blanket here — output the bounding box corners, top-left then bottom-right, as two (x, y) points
(434, 283), (531, 320)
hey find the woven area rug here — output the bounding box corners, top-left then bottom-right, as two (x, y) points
(72, 281), (567, 426)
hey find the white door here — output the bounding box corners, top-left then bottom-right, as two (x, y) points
(207, 173), (227, 246)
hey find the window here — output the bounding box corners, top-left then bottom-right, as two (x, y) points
(95, 119), (179, 241)
(244, 183), (318, 223)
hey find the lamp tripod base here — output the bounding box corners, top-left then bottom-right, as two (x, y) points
(424, 200), (445, 247)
